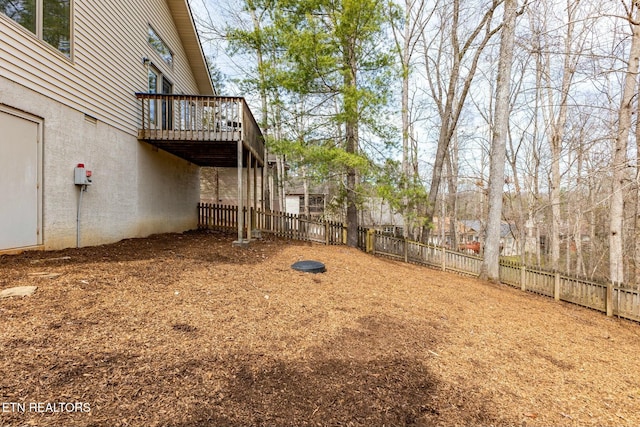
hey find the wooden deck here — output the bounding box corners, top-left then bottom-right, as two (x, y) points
(136, 93), (264, 167)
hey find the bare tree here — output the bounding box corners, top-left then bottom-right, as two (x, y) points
(389, 0), (436, 238)
(540, 0), (586, 271)
(481, 0), (518, 281)
(611, 1), (640, 285)
(420, 0), (504, 243)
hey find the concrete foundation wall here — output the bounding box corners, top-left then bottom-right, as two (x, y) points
(1, 77), (199, 251)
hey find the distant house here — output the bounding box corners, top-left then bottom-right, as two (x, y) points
(360, 198), (404, 237)
(0, 0), (264, 252)
(283, 179), (328, 219)
(459, 220), (520, 256)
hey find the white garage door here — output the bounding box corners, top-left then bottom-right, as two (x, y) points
(0, 109), (42, 250)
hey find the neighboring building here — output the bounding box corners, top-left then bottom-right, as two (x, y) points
(200, 167), (265, 207)
(360, 198), (404, 237)
(429, 216), (469, 248)
(284, 179), (328, 219)
(0, 0), (264, 252)
(459, 220), (520, 256)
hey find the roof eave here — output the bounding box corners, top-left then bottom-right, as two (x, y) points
(166, 0), (215, 95)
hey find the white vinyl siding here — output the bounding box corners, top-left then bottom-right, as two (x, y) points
(0, 0), (202, 135)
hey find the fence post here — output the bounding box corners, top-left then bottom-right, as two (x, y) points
(214, 204), (218, 229)
(324, 221), (330, 245)
(520, 265), (526, 292)
(404, 239), (408, 263)
(371, 231), (376, 255)
(606, 282), (613, 317)
(554, 271), (560, 301)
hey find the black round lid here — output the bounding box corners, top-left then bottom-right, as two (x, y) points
(291, 260), (326, 274)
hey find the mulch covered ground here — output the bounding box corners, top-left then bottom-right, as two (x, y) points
(1, 229), (640, 427)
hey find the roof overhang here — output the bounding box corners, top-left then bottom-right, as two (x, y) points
(166, 0), (215, 95)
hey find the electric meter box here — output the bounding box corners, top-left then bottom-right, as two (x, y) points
(74, 164), (93, 185)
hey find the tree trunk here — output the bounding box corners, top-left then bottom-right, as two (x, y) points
(566, 196), (572, 274)
(480, 0), (517, 282)
(344, 43), (359, 248)
(302, 166), (310, 218)
(611, 3), (640, 285)
(276, 155), (286, 212)
(544, 0), (579, 271)
(575, 147), (585, 276)
(445, 140), (459, 249)
(400, 0), (411, 239)
(247, 2), (272, 213)
(421, 0), (502, 243)
(635, 64), (640, 287)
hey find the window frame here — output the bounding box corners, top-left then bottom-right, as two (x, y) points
(147, 63), (174, 129)
(0, 0), (73, 59)
(147, 24), (174, 68)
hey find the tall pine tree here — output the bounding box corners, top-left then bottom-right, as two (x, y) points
(272, 0), (394, 246)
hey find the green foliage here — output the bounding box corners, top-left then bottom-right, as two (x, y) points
(373, 159), (432, 229)
(225, 0), (400, 230)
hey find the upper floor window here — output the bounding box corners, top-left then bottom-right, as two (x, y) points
(147, 25), (173, 67)
(1, 0), (71, 57)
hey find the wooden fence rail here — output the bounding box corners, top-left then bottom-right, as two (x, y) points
(197, 203), (640, 323)
(198, 203), (345, 245)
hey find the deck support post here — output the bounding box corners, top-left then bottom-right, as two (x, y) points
(253, 155), (260, 238)
(261, 150), (265, 211)
(233, 139), (248, 247)
(246, 151), (252, 241)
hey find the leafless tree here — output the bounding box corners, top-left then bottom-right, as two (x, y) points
(611, 1), (640, 284)
(419, 0), (504, 243)
(389, 0), (437, 238)
(481, 0), (518, 281)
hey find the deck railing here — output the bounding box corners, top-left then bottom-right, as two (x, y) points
(198, 203), (640, 323)
(136, 93), (264, 163)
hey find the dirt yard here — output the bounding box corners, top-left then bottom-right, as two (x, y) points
(1, 230), (640, 427)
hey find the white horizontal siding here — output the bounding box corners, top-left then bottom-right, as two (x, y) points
(0, 0), (202, 134)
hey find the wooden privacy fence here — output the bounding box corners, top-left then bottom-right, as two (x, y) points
(198, 203), (346, 245)
(198, 203), (640, 323)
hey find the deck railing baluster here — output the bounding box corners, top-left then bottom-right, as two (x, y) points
(136, 93), (264, 166)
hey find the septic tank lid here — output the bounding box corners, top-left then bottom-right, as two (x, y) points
(291, 260), (326, 274)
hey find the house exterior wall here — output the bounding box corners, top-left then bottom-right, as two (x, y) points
(1, 77), (199, 250)
(0, 0), (206, 251)
(0, 0), (204, 133)
(285, 195), (300, 216)
(200, 167), (264, 208)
